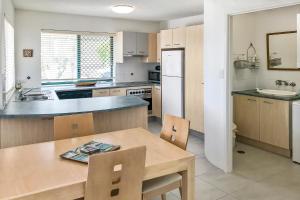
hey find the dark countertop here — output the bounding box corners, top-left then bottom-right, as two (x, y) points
(0, 96), (149, 118)
(232, 90), (300, 101)
(50, 81), (159, 92)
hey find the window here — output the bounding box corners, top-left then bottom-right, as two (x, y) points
(4, 18), (15, 92)
(41, 31), (114, 84)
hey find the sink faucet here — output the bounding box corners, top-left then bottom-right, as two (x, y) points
(275, 80), (290, 86)
(17, 88), (33, 100)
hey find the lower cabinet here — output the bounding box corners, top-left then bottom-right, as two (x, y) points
(234, 95), (290, 150)
(152, 85), (161, 118)
(259, 98), (289, 149)
(234, 95), (260, 140)
(92, 89), (110, 97)
(109, 88), (127, 96)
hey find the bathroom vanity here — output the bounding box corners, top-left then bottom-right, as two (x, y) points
(233, 90), (300, 157)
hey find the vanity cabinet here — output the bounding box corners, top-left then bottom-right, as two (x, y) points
(259, 98), (289, 149)
(234, 95), (290, 152)
(234, 95), (260, 140)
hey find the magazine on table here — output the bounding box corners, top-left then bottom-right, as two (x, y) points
(60, 141), (120, 164)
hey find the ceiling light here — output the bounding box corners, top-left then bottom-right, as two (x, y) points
(112, 5), (135, 14)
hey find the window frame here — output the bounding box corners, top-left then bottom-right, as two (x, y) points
(41, 30), (115, 85)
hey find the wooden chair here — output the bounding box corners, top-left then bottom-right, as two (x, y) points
(54, 113), (94, 140)
(142, 114), (190, 200)
(85, 146), (146, 200)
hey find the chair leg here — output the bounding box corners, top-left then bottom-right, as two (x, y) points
(161, 194), (167, 200)
(179, 187), (183, 200)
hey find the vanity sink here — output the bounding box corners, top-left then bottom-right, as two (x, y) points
(257, 89), (297, 97)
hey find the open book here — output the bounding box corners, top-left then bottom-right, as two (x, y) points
(60, 141), (120, 164)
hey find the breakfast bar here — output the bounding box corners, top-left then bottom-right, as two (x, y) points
(0, 96), (149, 148)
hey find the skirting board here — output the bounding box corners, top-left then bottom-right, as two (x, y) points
(237, 135), (291, 158)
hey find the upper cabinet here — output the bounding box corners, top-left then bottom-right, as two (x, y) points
(173, 27), (186, 48)
(143, 33), (159, 63)
(161, 29), (173, 48)
(123, 32), (137, 56)
(160, 27), (186, 49)
(157, 33), (161, 63)
(136, 33), (149, 56)
(116, 31), (149, 63)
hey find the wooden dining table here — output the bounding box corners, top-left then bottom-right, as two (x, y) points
(0, 128), (195, 200)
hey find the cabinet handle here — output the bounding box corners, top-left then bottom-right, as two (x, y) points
(127, 51), (134, 54)
(165, 44), (171, 46)
(174, 43), (180, 46)
(139, 51), (145, 53)
(247, 99), (256, 102)
(263, 101), (273, 104)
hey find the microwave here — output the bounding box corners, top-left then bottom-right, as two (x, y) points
(148, 71), (160, 83)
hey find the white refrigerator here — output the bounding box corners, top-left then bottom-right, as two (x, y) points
(161, 50), (184, 118)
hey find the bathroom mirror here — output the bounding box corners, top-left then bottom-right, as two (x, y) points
(266, 31), (299, 70)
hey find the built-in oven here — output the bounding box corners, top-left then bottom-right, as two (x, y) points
(126, 88), (152, 113)
(148, 71), (160, 83)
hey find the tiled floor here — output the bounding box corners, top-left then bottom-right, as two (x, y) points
(148, 118), (300, 200)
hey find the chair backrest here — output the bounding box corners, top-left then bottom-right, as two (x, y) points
(85, 146), (146, 200)
(160, 114), (190, 150)
(54, 113), (94, 140)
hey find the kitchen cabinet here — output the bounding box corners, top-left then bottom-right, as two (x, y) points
(234, 94), (290, 151)
(259, 98), (289, 149)
(173, 27), (186, 48)
(157, 33), (161, 63)
(234, 95), (260, 140)
(123, 32), (137, 56)
(160, 29), (173, 48)
(143, 33), (158, 63)
(160, 28), (186, 49)
(152, 85), (161, 118)
(185, 25), (204, 133)
(116, 31), (149, 63)
(109, 88), (127, 96)
(92, 89), (110, 97)
(136, 32), (149, 56)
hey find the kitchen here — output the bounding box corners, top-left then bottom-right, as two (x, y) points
(0, 0), (204, 199)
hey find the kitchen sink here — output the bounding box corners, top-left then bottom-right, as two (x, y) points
(14, 89), (54, 102)
(257, 88), (297, 97)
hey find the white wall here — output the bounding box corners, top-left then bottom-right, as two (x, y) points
(15, 10), (160, 87)
(204, 0), (300, 172)
(160, 14), (203, 29)
(232, 5), (300, 92)
(0, 0), (15, 109)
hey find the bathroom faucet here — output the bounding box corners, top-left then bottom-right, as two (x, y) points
(275, 80), (289, 86)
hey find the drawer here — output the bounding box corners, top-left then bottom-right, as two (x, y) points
(109, 88), (127, 96)
(92, 89), (110, 97)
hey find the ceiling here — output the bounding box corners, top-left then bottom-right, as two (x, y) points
(13, 0), (203, 21)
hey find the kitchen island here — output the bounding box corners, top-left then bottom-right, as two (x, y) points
(0, 95), (149, 148)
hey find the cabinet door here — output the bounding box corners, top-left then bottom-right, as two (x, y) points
(123, 32), (137, 55)
(109, 88), (127, 96)
(259, 98), (289, 149)
(136, 32), (149, 56)
(157, 33), (161, 63)
(92, 89), (110, 97)
(185, 25), (204, 133)
(234, 95), (260, 140)
(160, 29), (173, 48)
(143, 33), (157, 63)
(173, 27), (186, 48)
(152, 85), (161, 118)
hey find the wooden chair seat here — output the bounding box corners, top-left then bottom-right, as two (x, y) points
(142, 173), (182, 196)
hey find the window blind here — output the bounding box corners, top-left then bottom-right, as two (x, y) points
(41, 31), (114, 83)
(4, 18), (15, 92)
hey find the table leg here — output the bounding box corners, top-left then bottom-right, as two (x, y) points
(181, 158), (195, 200)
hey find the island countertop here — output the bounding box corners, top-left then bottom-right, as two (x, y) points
(0, 96), (149, 118)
